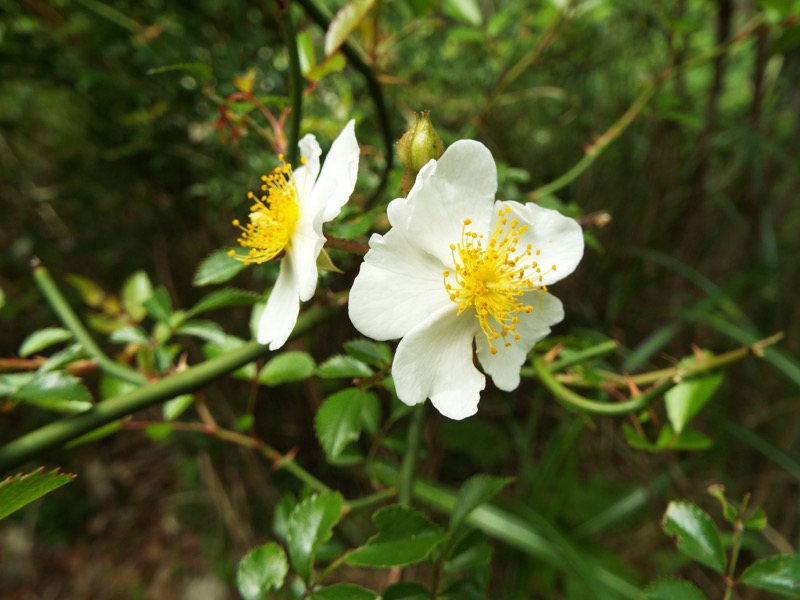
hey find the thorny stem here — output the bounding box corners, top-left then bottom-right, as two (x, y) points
(278, 1), (303, 166)
(32, 260), (145, 386)
(398, 403), (426, 507)
(295, 0), (394, 204)
(0, 267), (339, 472)
(531, 334), (781, 415)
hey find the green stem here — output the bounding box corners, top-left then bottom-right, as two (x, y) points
(345, 487), (396, 512)
(530, 14), (770, 200)
(533, 356), (666, 415)
(278, 2), (303, 165)
(547, 339), (619, 372)
(0, 304), (338, 473)
(398, 403), (425, 506)
(32, 260), (145, 386)
(295, 0), (394, 203)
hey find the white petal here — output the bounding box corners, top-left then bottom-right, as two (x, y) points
(500, 201), (584, 286)
(289, 209), (324, 302)
(349, 225), (452, 341)
(392, 306), (485, 420)
(293, 134), (321, 199)
(392, 140), (498, 265)
(257, 257), (300, 350)
(476, 292), (564, 391)
(306, 120), (359, 223)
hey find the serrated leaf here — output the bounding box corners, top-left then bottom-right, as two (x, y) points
(121, 270), (153, 321)
(12, 371), (92, 413)
(162, 394), (194, 420)
(259, 351), (316, 386)
(236, 542), (289, 600)
(451, 475), (513, 531)
(360, 391), (380, 435)
(324, 0), (377, 56)
(18, 327), (73, 357)
(0, 468), (77, 521)
(0, 373), (35, 396)
(344, 339), (392, 367)
(194, 249), (249, 286)
(174, 320), (228, 346)
(287, 492), (345, 583)
(382, 582), (430, 600)
(642, 578), (709, 600)
(346, 505), (446, 567)
(665, 355), (722, 434)
(741, 554), (800, 597)
(309, 583), (378, 600)
(142, 286), (172, 324)
(315, 388), (375, 460)
(662, 501), (726, 574)
(186, 287), (259, 317)
(317, 355), (373, 379)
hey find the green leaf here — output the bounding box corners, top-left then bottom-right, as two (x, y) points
(741, 554), (800, 597)
(443, 0), (483, 25)
(344, 339), (392, 367)
(162, 394), (194, 420)
(259, 351), (316, 386)
(654, 425), (713, 452)
(174, 320), (228, 346)
(0, 468), (76, 521)
(744, 507), (768, 530)
(317, 355), (373, 379)
(451, 475), (513, 531)
(37, 343), (88, 374)
(0, 373), (35, 396)
(444, 529), (492, 572)
(236, 542), (289, 600)
(324, 0), (377, 56)
(18, 327), (73, 357)
(665, 355), (722, 434)
(315, 388), (376, 460)
(186, 287), (259, 317)
(382, 583), (430, 600)
(306, 52), (347, 83)
(346, 505), (446, 567)
(642, 578), (709, 600)
(309, 583), (378, 600)
(286, 492), (345, 583)
(297, 29), (316, 74)
(12, 371), (92, 413)
(142, 286), (172, 324)
(194, 249), (249, 286)
(121, 270), (154, 321)
(109, 325), (150, 345)
(662, 501), (726, 574)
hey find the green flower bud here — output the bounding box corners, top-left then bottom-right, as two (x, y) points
(396, 111), (445, 174)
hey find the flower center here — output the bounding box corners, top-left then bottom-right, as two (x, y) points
(443, 206), (555, 354)
(229, 158), (301, 265)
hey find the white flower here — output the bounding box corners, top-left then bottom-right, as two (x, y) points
(231, 120), (359, 349)
(348, 140), (584, 420)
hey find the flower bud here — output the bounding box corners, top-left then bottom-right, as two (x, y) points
(396, 111), (445, 175)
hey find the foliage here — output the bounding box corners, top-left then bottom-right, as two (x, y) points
(1, 0), (799, 598)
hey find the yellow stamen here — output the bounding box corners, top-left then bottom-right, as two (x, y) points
(230, 160), (301, 265)
(443, 206), (555, 354)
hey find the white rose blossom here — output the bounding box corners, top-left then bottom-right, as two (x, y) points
(230, 120), (359, 350)
(348, 140), (584, 420)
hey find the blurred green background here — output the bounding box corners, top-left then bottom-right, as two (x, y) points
(1, 0), (799, 598)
